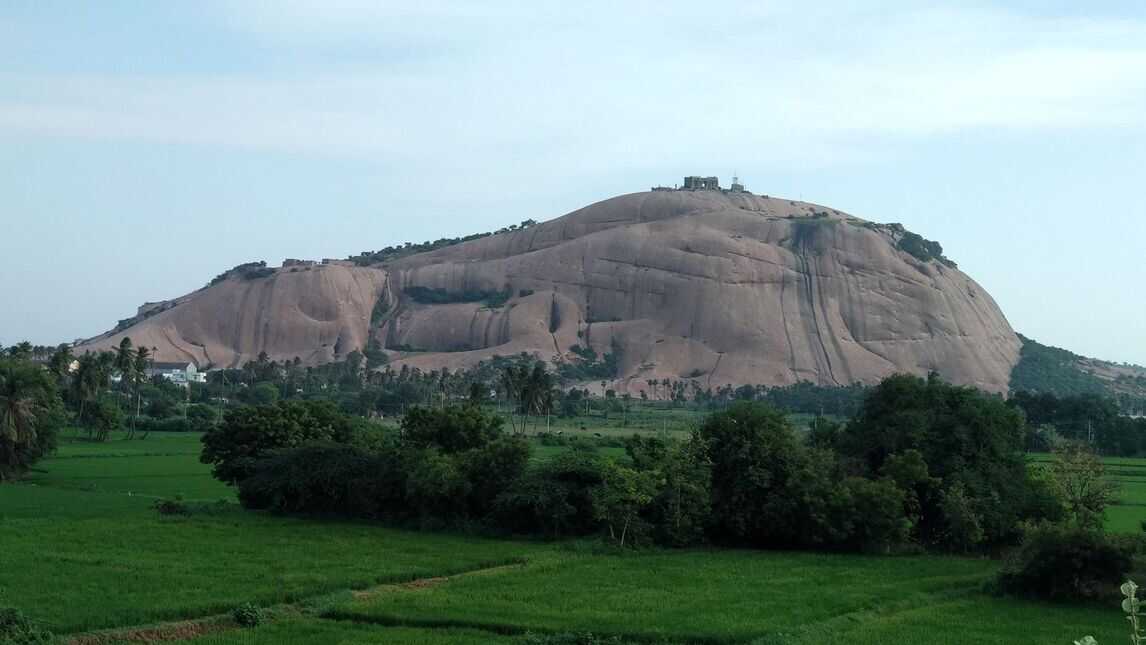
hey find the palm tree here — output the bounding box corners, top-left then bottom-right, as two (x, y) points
(499, 366), (526, 434)
(128, 346), (151, 439)
(47, 344), (74, 389)
(72, 353), (98, 434)
(114, 338), (135, 389)
(0, 364), (46, 480)
(8, 341), (33, 360)
(74, 351), (113, 438)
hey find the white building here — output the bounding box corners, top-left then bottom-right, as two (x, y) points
(147, 361), (206, 384)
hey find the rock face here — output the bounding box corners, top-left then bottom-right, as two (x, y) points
(80, 264), (385, 369)
(79, 190), (1021, 393)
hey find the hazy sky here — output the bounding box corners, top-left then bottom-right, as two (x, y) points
(1, 1), (1144, 365)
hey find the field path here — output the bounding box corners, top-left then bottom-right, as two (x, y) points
(64, 561), (527, 644)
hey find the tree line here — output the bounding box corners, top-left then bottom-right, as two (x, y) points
(203, 374), (1074, 554)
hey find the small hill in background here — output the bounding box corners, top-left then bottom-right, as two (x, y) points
(1011, 334), (1146, 413)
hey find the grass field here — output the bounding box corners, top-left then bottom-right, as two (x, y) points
(0, 431), (1139, 643)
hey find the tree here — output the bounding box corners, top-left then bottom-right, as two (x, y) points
(114, 338), (137, 436)
(201, 400), (356, 484)
(47, 344), (74, 389)
(0, 359), (65, 480)
(839, 373), (1040, 550)
(401, 405), (503, 453)
(114, 337), (135, 389)
(699, 402), (821, 547)
(128, 346), (151, 438)
(87, 395), (123, 442)
(593, 460), (657, 546)
(1050, 443), (1117, 530)
(74, 351), (115, 438)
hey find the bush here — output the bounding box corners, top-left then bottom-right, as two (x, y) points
(401, 406), (503, 453)
(83, 394), (124, 442)
(997, 525), (1133, 601)
(237, 443), (402, 518)
(0, 605), (53, 644)
(185, 404), (220, 432)
(495, 451), (607, 538)
(231, 603), (264, 628)
(153, 496), (191, 516)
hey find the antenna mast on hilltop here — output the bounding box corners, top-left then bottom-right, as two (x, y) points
(730, 171), (745, 193)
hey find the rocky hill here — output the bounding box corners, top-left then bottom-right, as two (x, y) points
(78, 188), (1022, 393)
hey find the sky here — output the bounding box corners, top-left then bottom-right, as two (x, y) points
(1, 1), (1144, 365)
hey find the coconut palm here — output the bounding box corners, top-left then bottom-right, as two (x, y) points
(114, 338), (135, 388)
(47, 344), (74, 388)
(125, 346), (151, 439)
(74, 351), (113, 437)
(0, 362), (47, 480)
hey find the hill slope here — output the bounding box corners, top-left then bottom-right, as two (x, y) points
(79, 189), (1021, 393)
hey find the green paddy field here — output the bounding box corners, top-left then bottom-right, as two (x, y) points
(2, 431), (1141, 644)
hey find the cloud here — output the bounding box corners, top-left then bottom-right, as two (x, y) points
(1, 2), (1145, 173)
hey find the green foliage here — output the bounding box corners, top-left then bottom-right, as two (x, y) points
(1051, 443), (1118, 530)
(591, 460), (658, 546)
(207, 261), (274, 287)
(84, 393), (124, 442)
(1010, 388), (1146, 456)
(627, 437), (711, 547)
(403, 286), (512, 308)
(699, 402), (823, 547)
(840, 373), (1041, 550)
(896, 230), (956, 267)
(807, 415), (843, 449)
(153, 495), (192, 517)
(495, 451), (608, 538)
(758, 381), (868, 417)
(347, 219), (537, 266)
(370, 296), (391, 324)
(997, 525), (1133, 601)
(237, 442), (404, 518)
(236, 408), (529, 526)
(0, 358), (65, 481)
(557, 345), (619, 382)
(0, 605), (53, 645)
(1010, 335), (1108, 397)
(248, 382), (280, 406)
(201, 400), (357, 483)
(401, 406), (503, 453)
(185, 403), (220, 432)
(231, 603), (264, 628)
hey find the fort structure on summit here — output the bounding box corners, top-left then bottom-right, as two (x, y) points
(682, 175), (721, 190)
(652, 175), (750, 194)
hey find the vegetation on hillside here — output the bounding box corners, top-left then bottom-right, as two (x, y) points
(1011, 334), (1109, 397)
(348, 219), (538, 266)
(403, 286), (512, 308)
(207, 261), (276, 287)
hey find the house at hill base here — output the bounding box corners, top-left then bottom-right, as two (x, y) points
(147, 361), (205, 384)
